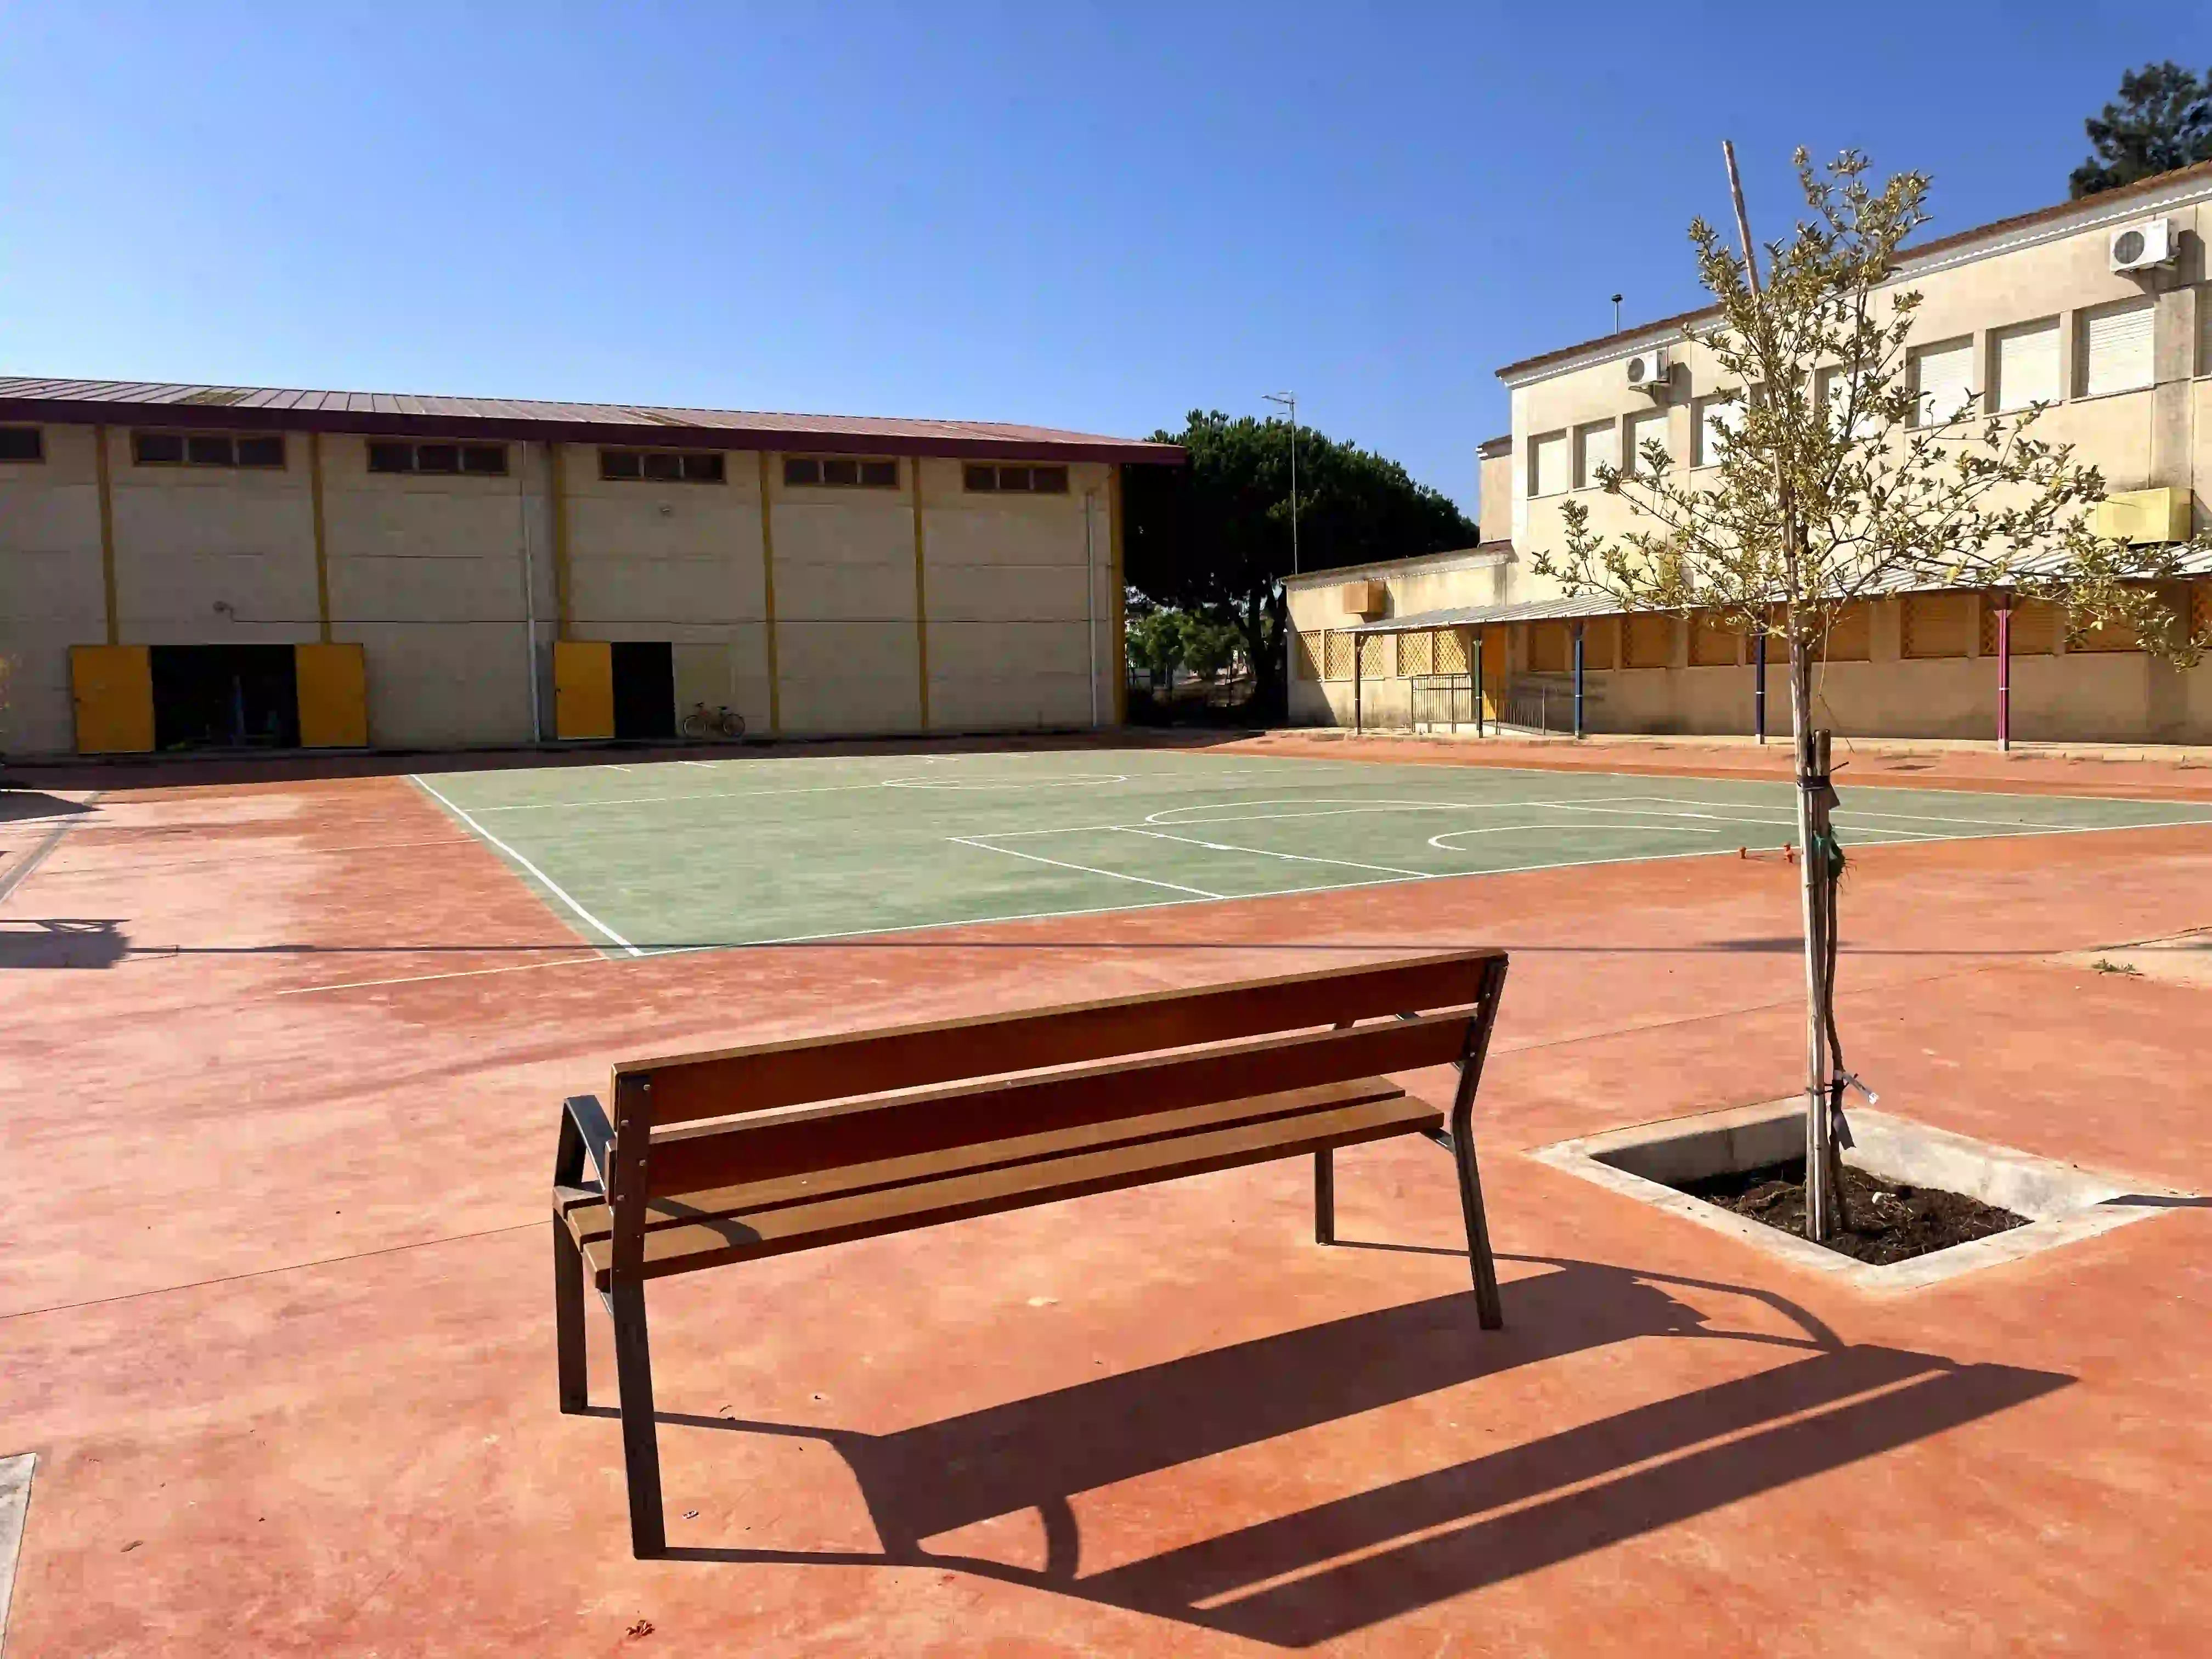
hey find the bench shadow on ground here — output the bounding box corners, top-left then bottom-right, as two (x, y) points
(624, 1252), (2069, 1647)
(0, 918), (130, 969)
(0, 789), (96, 825)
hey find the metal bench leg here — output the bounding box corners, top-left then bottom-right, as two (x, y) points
(1451, 1106), (1504, 1330)
(610, 1278), (667, 1558)
(553, 1216), (589, 1413)
(1450, 959), (1509, 1329)
(1313, 1148), (1336, 1245)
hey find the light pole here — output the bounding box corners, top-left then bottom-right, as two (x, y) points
(1263, 391), (1299, 575)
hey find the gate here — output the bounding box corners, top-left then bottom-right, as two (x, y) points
(1412, 674), (1478, 731)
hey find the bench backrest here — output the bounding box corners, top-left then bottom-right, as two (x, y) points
(608, 950), (1507, 1201)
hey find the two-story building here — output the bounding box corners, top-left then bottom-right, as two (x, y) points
(1289, 161), (2212, 743)
(0, 379), (1180, 757)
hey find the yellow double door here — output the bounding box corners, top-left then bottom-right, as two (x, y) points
(69, 643), (368, 754)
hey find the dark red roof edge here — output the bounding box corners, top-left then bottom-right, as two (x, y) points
(0, 390), (1187, 466)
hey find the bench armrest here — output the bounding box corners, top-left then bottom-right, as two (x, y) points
(557, 1093), (616, 1190)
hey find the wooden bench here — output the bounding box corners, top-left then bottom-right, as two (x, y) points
(551, 947), (1510, 1557)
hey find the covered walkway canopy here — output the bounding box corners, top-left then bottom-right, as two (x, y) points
(1341, 594), (1618, 636)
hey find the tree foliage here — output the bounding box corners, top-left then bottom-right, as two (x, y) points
(1124, 411), (1476, 715)
(1125, 605), (1242, 683)
(2071, 61), (2212, 198)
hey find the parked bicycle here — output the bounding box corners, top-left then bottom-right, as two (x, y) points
(681, 702), (746, 741)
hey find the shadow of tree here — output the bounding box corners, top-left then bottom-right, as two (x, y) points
(626, 1254), (2069, 1645)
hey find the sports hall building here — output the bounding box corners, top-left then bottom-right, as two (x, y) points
(0, 379), (1178, 756)
(1290, 162), (2212, 743)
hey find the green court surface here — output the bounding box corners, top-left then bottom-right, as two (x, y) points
(414, 749), (2212, 956)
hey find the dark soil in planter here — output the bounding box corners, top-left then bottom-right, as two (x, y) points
(1679, 1160), (2029, 1265)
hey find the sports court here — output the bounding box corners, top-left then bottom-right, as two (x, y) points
(413, 748), (2212, 955)
(7, 734), (2212, 1656)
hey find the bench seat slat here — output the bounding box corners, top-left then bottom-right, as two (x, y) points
(578, 1087), (1442, 1286)
(567, 1076), (1410, 1243)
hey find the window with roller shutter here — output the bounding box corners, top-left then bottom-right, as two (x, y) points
(1911, 339), (1974, 427)
(1819, 365), (1878, 439)
(1901, 592), (1974, 658)
(1581, 618), (1617, 670)
(1530, 431), (1569, 497)
(1575, 421), (1619, 489)
(1980, 596), (2059, 656)
(1528, 622), (1569, 673)
(1991, 319), (2061, 411)
(1624, 408), (1670, 473)
(2079, 300), (2154, 398)
(1689, 612), (1739, 665)
(1623, 613), (1676, 668)
(1817, 603), (1871, 662)
(1694, 394), (1743, 466)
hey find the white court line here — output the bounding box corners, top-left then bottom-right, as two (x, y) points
(885, 773), (1130, 791)
(460, 770), (1248, 816)
(946, 836), (1225, 899)
(977, 796), (1654, 840)
(466, 780), (901, 814)
(1635, 793), (2204, 832)
(1427, 822), (1723, 849)
(274, 953), (608, 995)
(1138, 795), (1651, 827)
(411, 775), (644, 957)
(1114, 824), (1434, 879)
(682, 759), (720, 770)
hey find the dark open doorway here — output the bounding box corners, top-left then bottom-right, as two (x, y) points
(151, 645), (300, 751)
(611, 642), (675, 740)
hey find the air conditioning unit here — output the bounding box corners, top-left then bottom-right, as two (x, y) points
(2109, 218), (2175, 274)
(1339, 580), (1387, 618)
(1624, 349), (1670, 393)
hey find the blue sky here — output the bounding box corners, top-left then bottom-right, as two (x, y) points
(2, 3), (2207, 516)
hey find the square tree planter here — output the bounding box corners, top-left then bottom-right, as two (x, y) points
(1533, 1099), (2200, 1291)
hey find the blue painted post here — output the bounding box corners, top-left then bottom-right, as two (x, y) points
(1473, 632), (1485, 737)
(1754, 628), (1768, 744)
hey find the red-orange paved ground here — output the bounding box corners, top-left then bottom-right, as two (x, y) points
(2, 757), (2210, 1655)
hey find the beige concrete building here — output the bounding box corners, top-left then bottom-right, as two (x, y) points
(1291, 163), (2212, 743)
(0, 380), (1178, 756)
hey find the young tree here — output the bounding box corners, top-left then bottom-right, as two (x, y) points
(2071, 62), (2212, 198)
(1533, 146), (2208, 1241)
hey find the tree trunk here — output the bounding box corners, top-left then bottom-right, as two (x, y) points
(1239, 590), (1280, 721)
(1788, 644), (1844, 1242)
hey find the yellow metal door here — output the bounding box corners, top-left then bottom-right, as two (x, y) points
(554, 641), (614, 739)
(296, 642), (369, 747)
(1477, 630), (1508, 722)
(70, 644), (155, 754)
